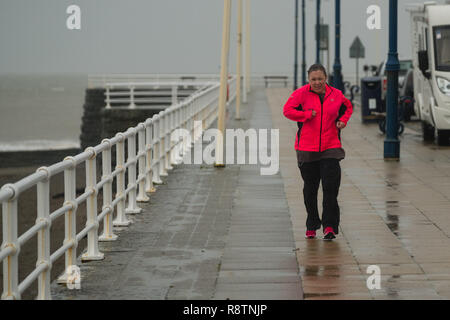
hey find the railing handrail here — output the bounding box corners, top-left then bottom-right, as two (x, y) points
(104, 81), (215, 88)
(0, 76), (236, 300)
(103, 80), (216, 109)
(88, 74), (221, 88)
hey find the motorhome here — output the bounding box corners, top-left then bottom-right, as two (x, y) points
(407, 2), (450, 145)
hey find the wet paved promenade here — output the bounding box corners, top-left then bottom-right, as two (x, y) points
(51, 86), (302, 300)
(269, 88), (450, 299)
(51, 86), (450, 300)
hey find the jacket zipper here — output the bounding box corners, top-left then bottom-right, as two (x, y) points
(319, 96), (323, 152)
(309, 86), (332, 153)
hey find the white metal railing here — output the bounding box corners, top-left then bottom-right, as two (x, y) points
(0, 76), (236, 300)
(104, 81), (215, 109)
(88, 74), (221, 89)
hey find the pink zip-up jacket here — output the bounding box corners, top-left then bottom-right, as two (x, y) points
(283, 84), (353, 152)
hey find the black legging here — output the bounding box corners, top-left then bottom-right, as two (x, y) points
(298, 158), (341, 234)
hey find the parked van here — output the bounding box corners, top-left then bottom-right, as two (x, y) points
(407, 2), (450, 145)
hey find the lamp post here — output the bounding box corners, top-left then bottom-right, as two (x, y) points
(332, 0), (343, 91)
(302, 0), (306, 85)
(384, 0), (400, 160)
(245, 0), (251, 95)
(294, 0), (299, 90)
(236, 0), (242, 119)
(316, 0), (321, 63)
(215, 0), (232, 167)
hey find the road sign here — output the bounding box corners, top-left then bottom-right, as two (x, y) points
(350, 36), (365, 58)
(320, 24), (328, 50)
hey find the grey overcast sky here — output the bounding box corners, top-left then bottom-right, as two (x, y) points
(0, 0), (447, 78)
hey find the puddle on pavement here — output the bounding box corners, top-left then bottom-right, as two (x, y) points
(303, 264), (342, 278)
(383, 201), (400, 237)
(386, 200), (399, 205)
(386, 213), (399, 236)
(304, 265), (320, 276)
(304, 293), (339, 299)
(302, 241), (342, 278)
(386, 286), (399, 298)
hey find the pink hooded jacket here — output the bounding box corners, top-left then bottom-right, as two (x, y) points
(283, 84), (353, 152)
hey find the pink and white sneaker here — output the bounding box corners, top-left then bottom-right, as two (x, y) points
(323, 227), (336, 240)
(305, 230), (316, 239)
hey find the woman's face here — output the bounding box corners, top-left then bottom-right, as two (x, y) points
(308, 70), (327, 93)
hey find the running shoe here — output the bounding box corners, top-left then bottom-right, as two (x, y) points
(323, 227), (336, 240)
(305, 230), (316, 239)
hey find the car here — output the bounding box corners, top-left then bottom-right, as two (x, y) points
(375, 58), (413, 111)
(399, 68), (415, 121)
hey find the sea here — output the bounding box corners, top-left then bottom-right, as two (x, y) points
(0, 73), (88, 151)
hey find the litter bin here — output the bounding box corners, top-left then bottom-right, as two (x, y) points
(360, 76), (382, 123)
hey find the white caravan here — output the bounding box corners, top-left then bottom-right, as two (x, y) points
(407, 2), (450, 145)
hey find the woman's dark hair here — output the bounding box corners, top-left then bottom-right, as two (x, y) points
(307, 64), (327, 77)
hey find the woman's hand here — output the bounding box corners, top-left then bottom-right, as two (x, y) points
(336, 121), (346, 129)
(310, 110), (317, 118)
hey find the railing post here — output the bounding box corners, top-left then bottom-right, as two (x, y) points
(113, 134), (132, 226)
(1, 185), (20, 300)
(171, 85), (178, 105)
(145, 119), (157, 193)
(177, 106), (185, 161)
(166, 108), (174, 171)
(81, 148), (104, 261)
(152, 115), (163, 185)
(192, 99), (197, 142)
(105, 86), (111, 109)
(99, 140), (118, 241)
(193, 97), (203, 144)
(159, 111), (168, 177)
(195, 97), (201, 141)
(36, 167), (52, 299)
(180, 105), (186, 156)
(172, 107), (183, 165)
(129, 85), (136, 109)
(58, 157), (79, 285)
(126, 129), (143, 214)
(183, 104), (190, 155)
(137, 124), (150, 202)
(189, 100), (195, 147)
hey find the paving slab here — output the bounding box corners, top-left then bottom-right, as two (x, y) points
(47, 85), (450, 301)
(50, 86), (303, 300)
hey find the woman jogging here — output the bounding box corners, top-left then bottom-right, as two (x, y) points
(283, 64), (353, 240)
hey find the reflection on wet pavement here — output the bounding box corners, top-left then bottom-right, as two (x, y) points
(385, 202), (400, 236)
(269, 88), (450, 300)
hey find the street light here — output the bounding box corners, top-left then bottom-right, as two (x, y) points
(316, 0), (321, 64)
(384, 0), (400, 160)
(294, 0), (299, 90)
(245, 0), (251, 95)
(302, 0), (306, 85)
(215, 0), (232, 167)
(332, 0), (344, 91)
(236, 0), (242, 119)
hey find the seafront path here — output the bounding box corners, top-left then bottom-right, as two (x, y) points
(51, 85), (450, 300)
